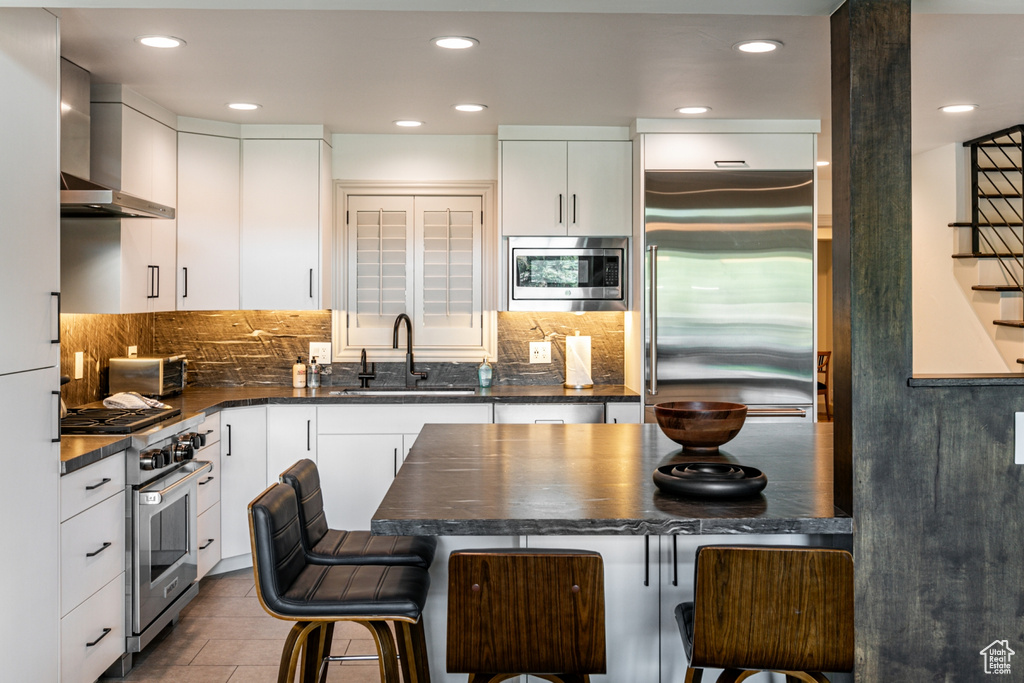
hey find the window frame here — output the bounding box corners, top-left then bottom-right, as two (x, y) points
(331, 180), (498, 363)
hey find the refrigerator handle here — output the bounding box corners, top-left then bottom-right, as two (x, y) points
(647, 244), (658, 396)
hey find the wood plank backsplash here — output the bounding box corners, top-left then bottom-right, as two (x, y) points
(58, 309), (624, 406)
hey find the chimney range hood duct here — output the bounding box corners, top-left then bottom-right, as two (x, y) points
(59, 58), (175, 220)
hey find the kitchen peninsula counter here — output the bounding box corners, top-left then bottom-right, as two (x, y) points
(61, 384), (639, 474)
(372, 421), (850, 536)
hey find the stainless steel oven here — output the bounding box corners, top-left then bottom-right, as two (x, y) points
(132, 458), (210, 641)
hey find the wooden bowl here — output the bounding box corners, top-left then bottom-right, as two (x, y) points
(653, 401), (748, 452)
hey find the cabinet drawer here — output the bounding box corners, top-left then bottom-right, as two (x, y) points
(61, 453), (125, 522)
(493, 403), (604, 424)
(61, 491), (126, 616)
(644, 133), (814, 171)
(318, 404), (492, 434)
(199, 412), (221, 446)
(196, 442), (221, 514)
(61, 572), (125, 683)
(197, 501), (221, 580)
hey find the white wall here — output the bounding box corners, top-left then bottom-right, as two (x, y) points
(912, 143), (1013, 372)
(332, 134), (497, 181)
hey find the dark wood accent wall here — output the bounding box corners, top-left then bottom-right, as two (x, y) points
(833, 1), (1024, 678)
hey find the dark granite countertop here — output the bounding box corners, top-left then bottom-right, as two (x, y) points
(372, 421), (849, 536)
(61, 384), (640, 474)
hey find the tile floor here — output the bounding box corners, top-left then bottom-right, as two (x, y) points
(106, 569), (388, 683)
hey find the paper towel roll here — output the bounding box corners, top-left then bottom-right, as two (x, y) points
(565, 333), (593, 389)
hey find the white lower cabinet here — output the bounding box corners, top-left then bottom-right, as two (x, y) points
(525, 535), (660, 683)
(219, 406), (267, 561)
(197, 501), (223, 580)
(267, 405), (317, 480)
(61, 572), (126, 683)
(605, 401), (643, 424)
(317, 433), (403, 530)
(195, 412), (222, 579)
(316, 404), (492, 531)
(59, 452), (127, 683)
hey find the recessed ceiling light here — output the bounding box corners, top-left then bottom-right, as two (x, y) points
(454, 104), (487, 112)
(432, 36), (478, 50)
(135, 35), (186, 49)
(676, 106), (711, 115)
(227, 102), (261, 111)
(394, 120), (424, 127)
(940, 104), (978, 113)
(817, 160), (830, 167)
(733, 39), (783, 54)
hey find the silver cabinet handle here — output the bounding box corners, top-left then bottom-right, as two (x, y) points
(647, 245), (658, 396)
(714, 160), (747, 168)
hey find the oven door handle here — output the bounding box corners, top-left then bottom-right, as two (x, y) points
(139, 461), (213, 506)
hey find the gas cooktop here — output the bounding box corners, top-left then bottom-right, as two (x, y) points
(61, 407), (182, 435)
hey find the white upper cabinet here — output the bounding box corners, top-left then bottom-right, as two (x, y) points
(63, 99), (177, 313)
(0, 8), (59, 375)
(643, 133), (815, 171)
(176, 131), (241, 310)
(501, 139), (631, 237)
(240, 137), (332, 311)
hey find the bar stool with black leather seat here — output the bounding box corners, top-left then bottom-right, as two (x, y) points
(248, 482), (432, 683)
(447, 548), (606, 683)
(280, 458), (437, 569)
(675, 545), (854, 683)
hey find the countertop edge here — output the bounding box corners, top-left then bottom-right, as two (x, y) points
(61, 385), (641, 474)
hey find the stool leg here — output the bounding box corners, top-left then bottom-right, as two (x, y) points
(362, 619), (402, 683)
(783, 674), (831, 683)
(396, 618), (431, 683)
(715, 670), (758, 683)
(316, 623), (335, 683)
(685, 668), (705, 683)
(300, 623), (325, 683)
(281, 622), (321, 683)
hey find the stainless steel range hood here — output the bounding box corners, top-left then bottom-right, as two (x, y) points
(60, 172), (174, 219)
(59, 58), (175, 220)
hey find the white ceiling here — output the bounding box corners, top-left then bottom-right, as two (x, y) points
(54, 3), (1024, 164)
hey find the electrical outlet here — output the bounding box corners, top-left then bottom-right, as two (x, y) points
(127, 345), (138, 358)
(309, 342), (332, 364)
(74, 351), (84, 379)
(530, 341), (551, 364)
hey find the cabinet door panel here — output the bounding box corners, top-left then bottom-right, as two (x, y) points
(568, 140), (632, 237)
(267, 405), (317, 480)
(526, 534), (660, 683)
(241, 139), (321, 310)
(219, 407), (267, 560)
(197, 501), (222, 580)
(501, 140), (567, 235)
(177, 132), (241, 311)
(0, 9), (58, 374)
(317, 433), (401, 531)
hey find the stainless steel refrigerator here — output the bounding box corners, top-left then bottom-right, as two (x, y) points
(644, 170), (815, 417)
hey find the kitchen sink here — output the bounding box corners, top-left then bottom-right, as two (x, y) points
(331, 388), (477, 396)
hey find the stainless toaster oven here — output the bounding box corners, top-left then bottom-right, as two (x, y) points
(108, 355), (188, 397)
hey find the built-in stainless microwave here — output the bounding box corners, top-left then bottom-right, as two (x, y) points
(508, 237), (627, 311)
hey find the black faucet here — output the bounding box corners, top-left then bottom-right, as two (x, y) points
(357, 348), (376, 388)
(393, 313), (427, 387)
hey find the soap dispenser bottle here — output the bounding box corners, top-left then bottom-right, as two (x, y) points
(477, 357), (493, 388)
(307, 356), (322, 388)
(292, 356), (307, 388)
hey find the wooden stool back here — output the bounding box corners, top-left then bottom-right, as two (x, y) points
(447, 549), (606, 680)
(691, 545), (854, 674)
